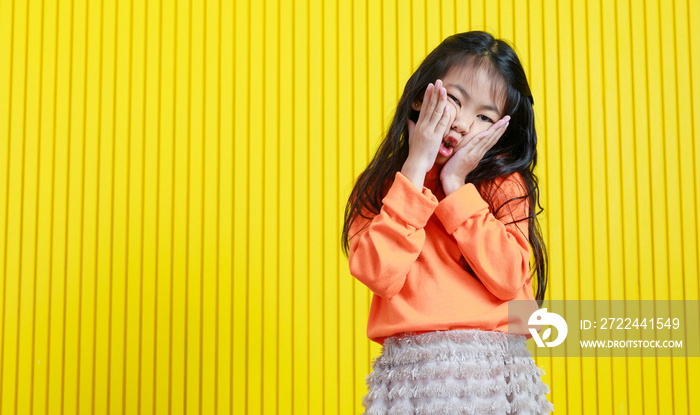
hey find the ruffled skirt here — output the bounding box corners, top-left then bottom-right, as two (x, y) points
(362, 330), (555, 414)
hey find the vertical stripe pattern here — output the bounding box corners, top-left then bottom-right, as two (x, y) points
(0, 0), (699, 414)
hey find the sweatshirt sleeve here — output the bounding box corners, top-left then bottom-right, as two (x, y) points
(434, 173), (530, 301)
(348, 171), (439, 300)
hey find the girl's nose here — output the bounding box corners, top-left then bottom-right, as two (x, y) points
(450, 113), (471, 135)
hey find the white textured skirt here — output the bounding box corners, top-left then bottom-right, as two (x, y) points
(362, 329), (555, 414)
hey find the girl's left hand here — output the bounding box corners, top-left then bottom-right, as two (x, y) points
(440, 115), (511, 196)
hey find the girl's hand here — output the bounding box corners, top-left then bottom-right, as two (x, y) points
(440, 115), (511, 196)
(402, 80), (452, 188)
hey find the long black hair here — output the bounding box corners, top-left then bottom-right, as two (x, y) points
(342, 31), (548, 305)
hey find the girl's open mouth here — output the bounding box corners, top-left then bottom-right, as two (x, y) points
(439, 136), (457, 157)
(439, 140), (454, 157)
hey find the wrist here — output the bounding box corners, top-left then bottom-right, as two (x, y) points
(441, 174), (464, 196)
(404, 153), (434, 173)
(401, 156), (431, 190)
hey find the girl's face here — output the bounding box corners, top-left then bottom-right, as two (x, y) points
(413, 65), (506, 166)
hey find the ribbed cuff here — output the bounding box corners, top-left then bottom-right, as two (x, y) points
(434, 183), (489, 234)
(381, 172), (439, 229)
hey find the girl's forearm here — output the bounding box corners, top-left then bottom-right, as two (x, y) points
(400, 156), (429, 190)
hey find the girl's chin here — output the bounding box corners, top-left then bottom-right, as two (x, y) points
(434, 154), (450, 166)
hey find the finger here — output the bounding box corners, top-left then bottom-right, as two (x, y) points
(435, 104), (451, 134)
(470, 130), (492, 151)
(486, 117), (509, 137)
(467, 125), (500, 152)
(416, 83), (433, 124)
(478, 121), (508, 152)
(484, 115), (510, 135)
(485, 127), (505, 150)
(424, 79), (443, 125)
(428, 83), (448, 127)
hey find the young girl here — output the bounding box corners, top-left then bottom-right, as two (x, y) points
(342, 32), (555, 414)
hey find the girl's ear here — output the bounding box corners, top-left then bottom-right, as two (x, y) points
(409, 100), (422, 123)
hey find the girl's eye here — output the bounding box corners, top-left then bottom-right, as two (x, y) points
(477, 114), (494, 123)
(447, 94), (460, 105)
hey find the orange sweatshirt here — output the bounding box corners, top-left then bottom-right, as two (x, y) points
(348, 164), (540, 345)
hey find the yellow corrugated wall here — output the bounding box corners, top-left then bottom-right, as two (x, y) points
(1, 0), (699, 413)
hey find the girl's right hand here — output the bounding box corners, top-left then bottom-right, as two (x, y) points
(404, 80), (452, 174)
